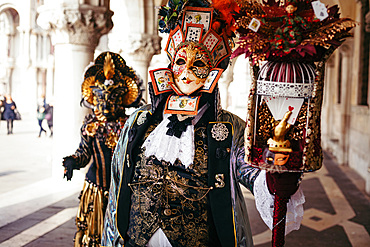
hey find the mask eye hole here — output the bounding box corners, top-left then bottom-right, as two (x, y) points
(175, 58), (186, 66)
(193, 60), (206, 67)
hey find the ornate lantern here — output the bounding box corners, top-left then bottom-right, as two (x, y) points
(245, 60), (323, 173)
(232, 0), (356, 246)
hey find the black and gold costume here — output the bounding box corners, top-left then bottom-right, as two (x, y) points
(63, 52), (141, 247)
(101, 89), (260, 247)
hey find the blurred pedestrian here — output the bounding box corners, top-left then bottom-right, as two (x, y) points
(0, 95), (4, 126)
(3, 94), (16, 135)
(45, 101), (53, 137)
(37, 96), (47, 137)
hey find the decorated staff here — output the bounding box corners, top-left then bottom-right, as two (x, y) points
(232, 0), (356, 246)
(62, 52), (142, 247)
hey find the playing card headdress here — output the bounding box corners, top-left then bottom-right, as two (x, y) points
(150, 0), (238, 97)
(232, 0), (356, 172)
(81, 51), (142, 119)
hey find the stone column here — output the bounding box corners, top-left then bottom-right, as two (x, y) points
(37, 3), (113, 178)
(339, 43), (352, 167)
(121, 34), (162, 101)
(321, 56), (335, 150)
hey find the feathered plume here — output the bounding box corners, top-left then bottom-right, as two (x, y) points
(103, 52), (115, 80)
(211, 0), (240, 36)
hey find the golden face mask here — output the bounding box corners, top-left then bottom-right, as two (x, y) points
(264, 149), (290, 166)
(172, 43), (211, 95)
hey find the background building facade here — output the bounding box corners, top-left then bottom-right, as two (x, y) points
(0, 0), (53, 114)
(0, 0), (369, 193)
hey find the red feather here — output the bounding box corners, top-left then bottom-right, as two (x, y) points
(212, 0), (240, 35)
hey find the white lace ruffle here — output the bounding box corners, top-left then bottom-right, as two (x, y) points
(142, 114), (194, 168)
(254, 170), (305, 235)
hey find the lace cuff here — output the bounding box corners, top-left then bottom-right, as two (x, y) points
(254, 170), (305, 235)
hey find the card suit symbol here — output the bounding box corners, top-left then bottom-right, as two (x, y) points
(288, 106), (294, 111)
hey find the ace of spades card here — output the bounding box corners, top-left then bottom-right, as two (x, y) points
(263, 96), (304, 125)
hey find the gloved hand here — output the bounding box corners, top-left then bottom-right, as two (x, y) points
(266, 172), (302, 198)
(63, 157), (78, 181)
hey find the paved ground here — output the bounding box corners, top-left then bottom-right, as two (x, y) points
(0, 115), (369, 247)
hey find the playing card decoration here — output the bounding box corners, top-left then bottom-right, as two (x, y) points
(311, 0), (329, 21)
(248, 18), (261, 32)
(164, 95), (201, 115)
(182, 7), (213, 33)
(149, 68), (175, 95)
(164, 6), (231, 68)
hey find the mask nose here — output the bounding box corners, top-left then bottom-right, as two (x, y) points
(181, 69), (192, 80)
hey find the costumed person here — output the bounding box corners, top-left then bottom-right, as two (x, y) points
(101, 1), (304, 246)
(232, 0), (356, 246)
(63, 52), (142, 247)
(3, 94), (17, 135)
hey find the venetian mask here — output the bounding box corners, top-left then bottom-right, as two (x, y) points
(92, 86), (126, 121)
(172, 42), (211, 95)
(263, 149), (290, 166)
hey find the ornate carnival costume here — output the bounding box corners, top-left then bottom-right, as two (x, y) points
(101, 1), (304, 247)
(232, 0), (356, 246)
(63, 52), (142, 247)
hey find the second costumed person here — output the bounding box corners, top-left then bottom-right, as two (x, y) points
(63, 52), (142, 246)
(101, 1), (305, 246)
